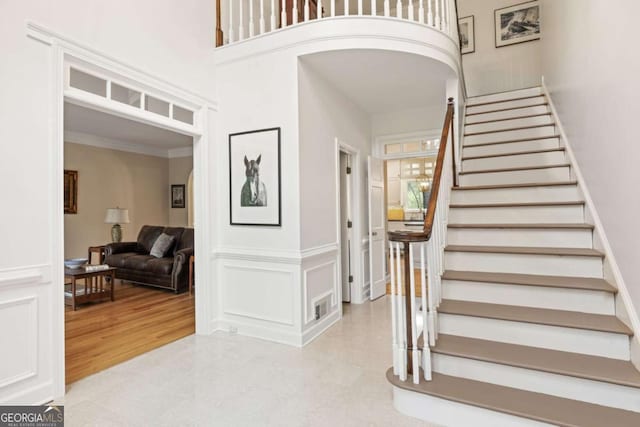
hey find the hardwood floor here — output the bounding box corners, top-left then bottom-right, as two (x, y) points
(65, 282), (195, 384)
(386, 268), (425, 297)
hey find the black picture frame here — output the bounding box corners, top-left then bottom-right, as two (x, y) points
(459, 15), (475, 55)
(495, 0), (540, 48)
(171, 184), (186, 208)
(229, 127), (282, 226)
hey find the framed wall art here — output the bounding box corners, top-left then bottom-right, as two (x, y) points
(64, 170), (78, 214)
(229, 127), (281, 226)
(495, 1), (540, 48)
(171, 184), (186, 208)
(459, 15), (475, 54)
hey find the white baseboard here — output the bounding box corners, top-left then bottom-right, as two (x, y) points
(541, 78), (640, 369)
(301, 309), (341, 346)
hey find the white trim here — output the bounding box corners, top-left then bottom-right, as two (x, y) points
(301, 243), (340, 259)
(301, 309), (341, 346)
(541, 78), (640, 363)
(214, 243), (339, 265)
(168, 147), (194, 158)
(374, 128), (442, 159)
(64, 130), (172, 158)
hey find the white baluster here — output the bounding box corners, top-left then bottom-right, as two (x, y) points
(418, 0), (424, 23)
(427, 0), (433, 26)
(444, 0), (449, 33)
(371, 0), (376, 16)
(396, 0), (402, 18)
(441, 0), (446, 31)
(384, 0), (390, 17)
(390, 242), (399, 375)
(408, 0), (414, 21)
(434, 0), (440, 29)
(305, 0), (310, 21)
(420, 243), (432, 380)
(409, 244), (419, 384)
(396, 242), (407, 381)
(345, 0), (349, 16)
(259, 0), (266, 34)
(331, 0), (335, 16)
(239, 0), (245, 40)
(228, 0), (235, 43)
(426, 239), (437, 346)
(317, 0), (322, 19)
(281, 0), (287, 27)
(293, 0), (299, 23)
(249, 1), (255, 37)
(358, 0), (363, 15)
(271, 0), (276, 30)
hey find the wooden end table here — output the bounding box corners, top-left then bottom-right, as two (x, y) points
(87, 245), (106, 264)
(64, 267), (116, 310)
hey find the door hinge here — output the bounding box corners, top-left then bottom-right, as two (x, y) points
(348, 275), (353, 283)
(347, 220), (352, 228)
(346, 166), (352, 175)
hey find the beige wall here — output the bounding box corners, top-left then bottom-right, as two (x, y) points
(458, 0), (542, 96)
(169, 156), (193, 227)
(540, 0), (640, 321)
(64, 142), (170, 259)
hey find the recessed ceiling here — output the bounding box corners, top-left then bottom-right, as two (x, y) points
(64, 103), (193, 149)
(299, 49), (453, 114)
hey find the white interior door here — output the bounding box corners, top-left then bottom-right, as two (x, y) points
(340, 152), (352, 302)
(368, 156), (386, 300)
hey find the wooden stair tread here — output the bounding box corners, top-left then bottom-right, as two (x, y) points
(448, 223), (594, 230)
(462, 147), (565, 161)
(387, 370), (640, 427)
(433, 334), (640, 388)
(466, 102), (549, 117)
(463, 135), (559, 148)
(465, 123), (555, 137)
(452, 181), (578, 191)
(438, 300), (632, 335)
(442, 270), (615, 292)
(445, 245), (603, 257)
(450, 201), (584, 208)
(459, 163), (570, 175)
(465, 113), (552, 126)
(466, 94), (545, 108)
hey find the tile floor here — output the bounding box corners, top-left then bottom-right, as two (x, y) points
(64, 297), (434, 426)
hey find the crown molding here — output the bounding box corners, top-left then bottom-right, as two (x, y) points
(64, 130), (175, 158)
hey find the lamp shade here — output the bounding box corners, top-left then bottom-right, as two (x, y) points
(104, 208), (130, 224)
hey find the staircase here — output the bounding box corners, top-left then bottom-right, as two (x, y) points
(389, 87), (640, 426)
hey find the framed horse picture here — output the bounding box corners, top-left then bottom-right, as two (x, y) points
(229, 127), (281, 226)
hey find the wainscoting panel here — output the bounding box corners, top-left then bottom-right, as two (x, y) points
(0, 296), (38, 389)
(221, 263), (296, 326)
(303, 260), (338, 325)
(362, 241), (371, 301)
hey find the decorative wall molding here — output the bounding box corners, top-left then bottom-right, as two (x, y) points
(0, 296), (38, 390)
(301, 243), (339, 260)
(0, 265), (50, 289)
(302, 260), (338, 324)
(168, 147), (194, 158)
(301, 309), (341, 346)
(65, 130), (172, 158)
(214, 243), (339, 265)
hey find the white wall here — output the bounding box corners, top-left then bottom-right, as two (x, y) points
(458, 0), (541, 96)
(169, 156), (194, 227)
(540, 0), (640, 322)
(0, 0), (216, 404)
(372, 104), (446, 137)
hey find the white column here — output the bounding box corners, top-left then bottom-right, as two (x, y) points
(228, 0), (235, 42)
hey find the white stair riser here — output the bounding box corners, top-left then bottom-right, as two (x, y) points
(459, 166), (571, 186)
(463, 151), (566, 172)
(468, 87), (543, 105)
(465, 115), (553, 134)
(467, 96), (547, 115)
(393, 387), (553, 427)
(463, 138), (560, 157)
(449, 205), (584, 224)
(433, 354), (640, 413)
(466, 105), (550, 124)
(442, 281), (614, 314)
(444, 251), (603, 278)
(438, 314), (630, 360)
(447, 227), (593, 248)
(451, 186), (582, 204)
(465, 126), (556, 146)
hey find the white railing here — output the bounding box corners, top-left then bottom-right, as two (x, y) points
(388, 98), (455, 383)
(217, 0), (460, 46)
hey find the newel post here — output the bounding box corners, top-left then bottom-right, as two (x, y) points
(216, 0), (224, 46)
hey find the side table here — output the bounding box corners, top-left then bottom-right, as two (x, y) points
(88, 245), (106, 264)
(64, 267), (116, 310)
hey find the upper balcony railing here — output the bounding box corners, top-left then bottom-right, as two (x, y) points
(215, 0), (461, 47)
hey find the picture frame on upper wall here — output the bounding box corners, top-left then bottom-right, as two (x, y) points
(459, 15), (475, 54)
(229, 127), (282, 227)
(64, 170), (78, 214)
(495, 0), (540, 48)
(171, 184), (186, 208)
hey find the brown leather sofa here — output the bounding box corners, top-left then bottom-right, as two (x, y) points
(104, 225), (194, 293)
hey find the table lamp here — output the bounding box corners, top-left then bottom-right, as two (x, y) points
(105, 207), (130, 242)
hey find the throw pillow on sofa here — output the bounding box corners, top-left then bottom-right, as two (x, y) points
(150, 233), (175, 258)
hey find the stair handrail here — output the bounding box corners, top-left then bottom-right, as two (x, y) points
(388, 97), (456, 384)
